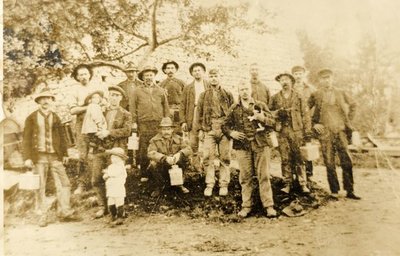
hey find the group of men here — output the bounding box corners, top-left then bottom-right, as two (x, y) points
(22, 60), (361, 226)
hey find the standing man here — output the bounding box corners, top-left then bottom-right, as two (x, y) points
(223, 82), (277, 218)
(117, 62), (142, 110)
(249, 63), (271, 106)
(91, 86), (132, 218)
(130, 66), (169, 182)
(292, 65), (316, 181)
(197, 69), (234, 197)
(159, 60), (186, 128)
(69, 64), (109, 195)
(180, 62), (209, 153)
(23, 90), (80, 227)
(308, 69), (360, 200)
(269, 72), (311, 194)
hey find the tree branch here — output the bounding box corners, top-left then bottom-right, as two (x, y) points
(109, 42), (149, 61)
(100, 0), (148, 42)
(158, 35), (183, 46)
(151, 0), (159, 49)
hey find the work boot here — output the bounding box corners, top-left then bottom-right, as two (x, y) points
(346, 192), (361, 200)
(114, 206), (125, 225)
(204, 186), (213, 197)
(265, 207), (277, 218)
(59, 209), (82, 222)
(301, 185), (310, 194)
(330, 193), (339, 200)
(219, 187), (228, 196)
(237, 208), (251, 218)
(179, 185), (190, 194)
(109, 205), (117, 222)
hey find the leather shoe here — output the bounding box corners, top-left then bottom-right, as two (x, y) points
(346, 192), (361, 200)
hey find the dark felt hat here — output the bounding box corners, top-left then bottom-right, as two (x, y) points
(108, 85), (126, 98)
(189, 62), (206, 75)
(318, 69), (333, 77)
(161, 60), (179, 74)
(275, 73), (295, 84)
(291, 65), (306, 74)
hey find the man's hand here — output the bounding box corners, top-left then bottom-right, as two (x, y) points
(230, 131), (246, 141)
(313, 124), (325, 134)
(181, 123), (188, 132)
(132, 123), (138, 130)
(173, 152), (181, 164)
(24, 159), (34, 168)
(198, 130), (205, 141)
(166, 156), (175, 166)
(96, 130), (110, 139)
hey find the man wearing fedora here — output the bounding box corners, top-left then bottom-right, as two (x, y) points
(269, 72), (312, 194)
(180, 62), (209, 154)
(249, 63), (271, 106)
(292, 65), (316, 181)
(147, 117), (192, 196)
(197, 68), (234, 197)
(91, 85), (132, 218)
(117, 62), (142, 110)
(23, 90), (80, 227)
(69, 63), (109, 195)
(308, 69), (360, 200)
(131, 66), (169, 182)
(159, 60), (186, 129)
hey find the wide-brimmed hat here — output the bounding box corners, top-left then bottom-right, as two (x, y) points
(34, 89), (55, 103)
(138, 66), (158, 81)
(161, 60), (179, 74)
(318, 68), (333, 78)
(108, 85), (126, 98)
(275, 73), (295, 84)
(291, 65), (306, 74)
(189, 62), (206, 75)
(105, 147), (128, 160)
(124, 62), (139, 72)
(84, 90), (104, 105)
(159, 117), (174, 127)
(282, 201), (307, 217)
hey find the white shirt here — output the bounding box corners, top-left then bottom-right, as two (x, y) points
(194, 80), (205, 106)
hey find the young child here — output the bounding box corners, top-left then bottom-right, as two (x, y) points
(81, 91), (107, 148)
(103, 147), (128, 225)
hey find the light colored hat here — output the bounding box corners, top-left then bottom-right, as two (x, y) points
(318, 68), (333, 77)
(84, 90), (104, 105)
(138, 66), (158, 81)
(34, 89), (55, 103)
(124, 62), (139, 72)
(159, 117), (174, 127)
(291, 65), (306, 74)
(105, 147), (128, 160)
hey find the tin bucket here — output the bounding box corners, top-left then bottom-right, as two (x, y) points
(168, 165), (183, 186)
(351, 131), (361, 146)
(128, 133), (139, 150)
(300, 143), (320, 161)
(269, 131), (279, 148)
(19, 171), (40, 190)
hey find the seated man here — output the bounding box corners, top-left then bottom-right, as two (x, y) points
(147, 117), (192, 197)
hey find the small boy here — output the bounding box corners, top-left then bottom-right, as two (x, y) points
(103, 147), (128, 225)
(81, 91), (108, 148)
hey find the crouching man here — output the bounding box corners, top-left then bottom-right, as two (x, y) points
(222, 83), (277, 218)
(23, 90), (80, 227)
(147, 117), (192, 197)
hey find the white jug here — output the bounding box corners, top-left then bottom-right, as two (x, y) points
(351, 131), (361, 146)
(300, 143), (320, 161)
(128, 132), (139, 150)
(168, 165), (183, 186)
(19, 171), (40, 190)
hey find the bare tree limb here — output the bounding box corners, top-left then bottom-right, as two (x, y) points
(109, 42), (149, 61)
(151, 0), (159, 49)
(158, 35), (183, 46)
(100, 0), (149, 42)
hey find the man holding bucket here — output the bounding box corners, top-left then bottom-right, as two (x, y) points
(147, 117), (192, 197)
(23, 90), (80, 227)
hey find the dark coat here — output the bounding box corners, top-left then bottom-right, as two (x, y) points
(22, 110), (68, 163)
(308, 88), (356, 131)
(197, 86), (235, 132)
(269, 89), (311, 134)
(159, 77), (186, 106)
(179, 80), (210, 131)
(118, 78), (143, 110)
(223, 100), (275, 150)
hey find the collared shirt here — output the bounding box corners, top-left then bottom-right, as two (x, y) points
(105, 107), (118, 129)
(37, 110), (55, 153)
(159, 77), (186, 105)
(194, 79), (206, 106)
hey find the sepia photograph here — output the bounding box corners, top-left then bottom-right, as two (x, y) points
(1, 0), (400, 255)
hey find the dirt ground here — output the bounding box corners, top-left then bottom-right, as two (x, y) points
(4, 161), (400, 256)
